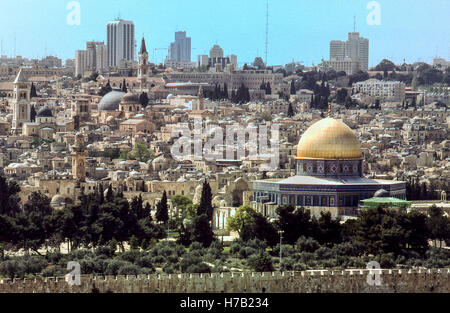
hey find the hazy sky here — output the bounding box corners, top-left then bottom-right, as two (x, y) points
(0, 0), (449, 67)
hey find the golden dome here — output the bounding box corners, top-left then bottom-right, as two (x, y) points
(297, 118), (362, 160)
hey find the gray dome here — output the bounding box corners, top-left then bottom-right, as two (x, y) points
(98, 90), (126, 111)
(37, 106), (53, 117)
(121, 92), (140, 104)
(374, 189), (390, 198)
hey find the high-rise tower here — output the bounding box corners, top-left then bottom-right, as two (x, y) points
(107, 19), (135, 67)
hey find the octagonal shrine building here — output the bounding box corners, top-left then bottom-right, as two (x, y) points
(252, 117), (406, 219)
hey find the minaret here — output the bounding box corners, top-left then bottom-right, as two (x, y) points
(197, 85), (204, 110)
(72, 132), (86, 183)
(11, 68), (31, 135)
(138, 36), (149, 91)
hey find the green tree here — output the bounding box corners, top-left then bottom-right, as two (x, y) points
(287, 102), (295, 117)
(275, 206), (313, 245)
(248, 250), (274, 272)
(426, 205), (450, 248)
(290, 79), (296, 95)
(131, 143), (153, 162)
(197, 181), (213, 221)
(312, 211), (343, 245)
(375, 59), (397, 72)
(121, 79), (128, 92)
(139, 92), (149, 108)
(156, 191), (169, 225)
(0, 175), (21, 216)
(252, 213), (278, 247)
(30, 83), (38, 98)
(192, 214), (215, 247)
(226, 205), (257, 239)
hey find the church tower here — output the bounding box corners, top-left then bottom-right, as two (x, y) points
(11, 68), (31, 135)
(72, 132), (86, 183)
(138, 36), (149, 91)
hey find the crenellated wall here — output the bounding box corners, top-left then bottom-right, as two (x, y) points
(0, 269), (449, 293)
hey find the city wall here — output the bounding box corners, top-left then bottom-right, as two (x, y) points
(0, 269), (449, 293)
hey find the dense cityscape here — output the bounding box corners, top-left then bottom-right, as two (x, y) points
(0, 2), (449, 296)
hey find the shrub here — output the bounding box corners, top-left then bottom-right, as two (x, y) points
(91, 257), (109, 274)
(247, 250), (274, 272)
(162, 263), (176, 274)
(297, 252), (315, 263)
(272, 244), (295, 258)
(151, 255), (165, 264)
(246, 239), (267, 251)
(41, 266), (64, 278)
(239, 247), (257, 259)
(229, 240), (242, 255)
(136, 255), (154, 269)
(119, 250), (141, 264)
(186, 263), (211, 273)
(189, 242), (204, 252)
(95, 245), (116, 258)
(117, 264), (141, 276)
(140, 267), (155, 275)
(22, 256), (47, 274)
(105, 260), (130, 276)
(378, 253), (395, 269)
(70, 249), (94, 260)
(280, 257), (295, 271)
(315, 247), (334, 260)
(180, 254), (202, 272)
(46, 251), (64, 264)
(79, 258), (96, 274)
(0, 260), (25, 279)
(293, 262), (307, 271)
(296, 237), (320, 253)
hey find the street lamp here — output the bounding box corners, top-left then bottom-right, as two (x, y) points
(278, 230), (284, 270)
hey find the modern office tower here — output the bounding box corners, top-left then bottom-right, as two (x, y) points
(95, 43), (108, 73)
(197, 55), (209, 67)
(346, 32), (369, 72)
(107, 19), (135, 67)
(329, 32), (369, 72)
(330, 40), (346, 61)
(169, 31), (191, 62)
(86, 41), (101, 71)
(75, 50), (87, 77)
(209, 45), (224, 58)
(229, 54), (238, 68)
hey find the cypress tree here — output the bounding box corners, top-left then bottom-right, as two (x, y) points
(121, 79), (128, 93)
(290, 79), (296, 95)
(156, 191), (169, 224)
(197, 180), (213, 221)
(288, 102), (294, 117)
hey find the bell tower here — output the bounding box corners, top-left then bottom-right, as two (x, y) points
(11, 68), (31, 135)
(138, 36), (149, 91)
(72, 132), (86, 183)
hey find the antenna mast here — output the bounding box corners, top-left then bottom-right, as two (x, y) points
(265, 0), (269, 66)
(354, 15), (356, 32)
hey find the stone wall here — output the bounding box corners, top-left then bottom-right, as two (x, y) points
(0, 269), (449, 293)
